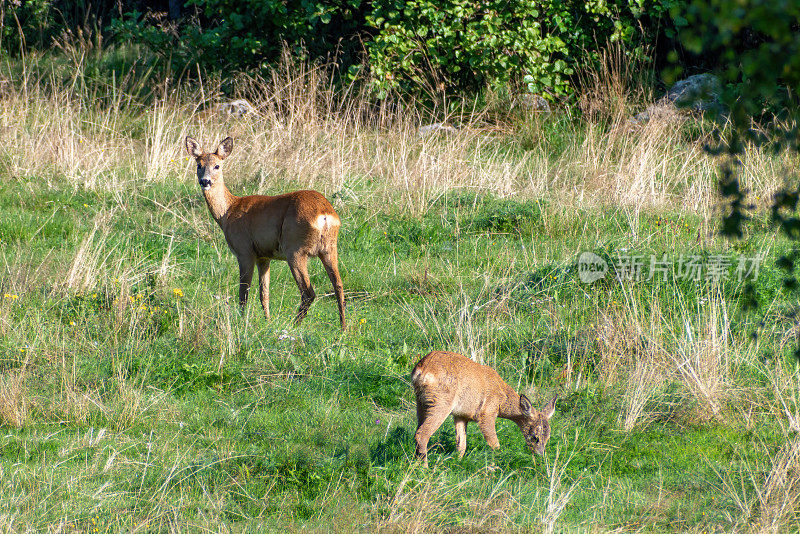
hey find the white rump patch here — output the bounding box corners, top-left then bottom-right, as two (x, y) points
(312, 214), (340, 231)
(413, 371), (437, 387)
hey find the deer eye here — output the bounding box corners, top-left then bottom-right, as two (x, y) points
(214, 165), (220, 170)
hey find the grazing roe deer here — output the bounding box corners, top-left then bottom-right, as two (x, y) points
(412, 351), (556, 465)
(185, 136), (345, 329)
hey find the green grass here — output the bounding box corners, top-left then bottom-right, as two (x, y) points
(0, 51), (798, 531)
(1, 175), (798, 532)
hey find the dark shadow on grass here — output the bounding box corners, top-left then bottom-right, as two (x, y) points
(370, 424), (459, 467)
(328, 363), (410, 409)
(370, 426), (416, 466)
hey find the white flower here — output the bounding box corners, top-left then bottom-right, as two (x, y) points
(278, 329), (296, 341)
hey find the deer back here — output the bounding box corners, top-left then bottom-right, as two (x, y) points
(223, 191), (340, 259)
(412, 351), (513, 419)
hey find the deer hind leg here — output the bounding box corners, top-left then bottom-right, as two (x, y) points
(256, 258), (271, 320)
(288, 253), (316, 326)
(319, 248), (345, 329)
(237, 256), (256, 314)
(414, 408), (450, 466)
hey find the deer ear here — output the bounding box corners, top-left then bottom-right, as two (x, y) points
(542, 395), (557, 420)
(186, 136), (202, 158)
(216, 137), (234, 159)
(519, 394), (532, 414)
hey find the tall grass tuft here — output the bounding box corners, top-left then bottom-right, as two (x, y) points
(540, 444), (581, 534)
(669, 289), (733, 422)
(0, 366), (29, 427)
(379, 467), (522, 533)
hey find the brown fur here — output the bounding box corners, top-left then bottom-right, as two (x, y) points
(412, 351), (556, 465)
(186, 136), (345, 329)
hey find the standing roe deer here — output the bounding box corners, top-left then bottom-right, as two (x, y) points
(412, 351), (557, 465)
(185, 136), (345, 329)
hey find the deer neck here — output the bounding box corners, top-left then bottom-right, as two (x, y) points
(498, 387), (524, 421)
(202, 180), (237, 225)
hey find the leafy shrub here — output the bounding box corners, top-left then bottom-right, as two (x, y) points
(112, 0), (372, 75)
(1, 0), (118, 55)
(12, 0), (682, 100)
(109, 0), (682, 99)
(366, 0), (683, 99)
(366, 0), (574, 97)
(468, 197), (543, 237)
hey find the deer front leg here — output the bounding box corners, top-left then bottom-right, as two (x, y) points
(257, 258), (271, 320)
(237, 256), (255, 314)
(477, 416), (501, 450)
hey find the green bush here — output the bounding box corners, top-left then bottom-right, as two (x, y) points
(1, 0), (118, 55)
(367, 0), (575, 98)
(111, 0), (371, 75)
(366, 0), (683, 99)
(10, 0), (683, 100)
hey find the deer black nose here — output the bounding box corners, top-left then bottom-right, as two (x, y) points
(199, 177), (211, 188)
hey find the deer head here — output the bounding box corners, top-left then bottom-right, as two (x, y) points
(518, 394), (557, 455)
(186, 136), (233, 191)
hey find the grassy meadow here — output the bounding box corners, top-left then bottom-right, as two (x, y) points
(0, 50), (799, 532)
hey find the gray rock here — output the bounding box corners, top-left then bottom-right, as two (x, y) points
(217, 99), (255, 118)
(665, 73), (721, 112)
(633, 74), (723, 123)
(418, 122), (459, 137)
(511, 94), (551, 114)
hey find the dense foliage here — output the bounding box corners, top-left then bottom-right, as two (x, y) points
(366, 0), (681, 98)
(5, 0), (682, 98)
(676, 0), (800, 358)
(113, 0), (371, 73)
(0, 0), (121, 53)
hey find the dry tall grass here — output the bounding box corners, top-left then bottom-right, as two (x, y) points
(0, 51), (790, 220)
(712, 433), (800, 532)
(592, 284), (764, 429)
(379, 467), (525, 533)
(0, 366), (28, 427)
(540, 444), (582, 534)
(669, 290), (734, 422)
